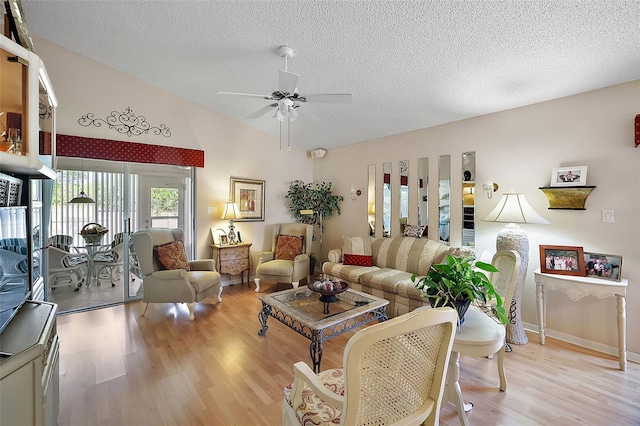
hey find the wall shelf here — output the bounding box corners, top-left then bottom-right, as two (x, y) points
(538, 186), (596, 210)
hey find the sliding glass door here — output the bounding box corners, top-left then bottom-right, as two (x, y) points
(47, 159), (193, 313)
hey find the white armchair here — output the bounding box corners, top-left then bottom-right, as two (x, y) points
(254, 223), (313, 292)
(131, 228), (222, 321)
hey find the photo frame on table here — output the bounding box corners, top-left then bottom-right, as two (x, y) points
(539, 245), (585, 276)
(230, 177), (265, 221)
(584, 251), (623, 282)
(219, 235), (228, 245)
(550, 166), (588, 187)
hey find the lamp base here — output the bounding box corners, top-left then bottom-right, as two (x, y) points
(497, 223), (529, 345)
(228, 221), (238, 245)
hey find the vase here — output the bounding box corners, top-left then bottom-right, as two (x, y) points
(428, 297), (471, 324)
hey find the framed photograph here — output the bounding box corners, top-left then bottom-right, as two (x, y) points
(230, 177), (265, 221)
(584, 252), (623, 281)
(550, 166), (588, 187)
(219, 235), (228, 245)
(539, 245), (586, 276)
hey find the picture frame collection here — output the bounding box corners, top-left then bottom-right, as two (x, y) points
(539, 245), (623, 282)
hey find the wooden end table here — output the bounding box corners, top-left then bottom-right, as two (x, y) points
(211, 243), (252, 286)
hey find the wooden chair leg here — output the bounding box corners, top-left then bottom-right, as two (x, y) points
(141, 302), (149, 317)
(498, 345), (507, 391)
(187, 302), (196, 321)
(254, 278), (261, 293)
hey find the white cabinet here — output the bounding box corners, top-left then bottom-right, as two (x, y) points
(0, 301), (59, 426)
(0, 34), (57, 179)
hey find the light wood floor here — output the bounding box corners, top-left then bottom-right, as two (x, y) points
(56, 282), (640, 425)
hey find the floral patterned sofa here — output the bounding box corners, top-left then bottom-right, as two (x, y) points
(322, 235), (453, 318)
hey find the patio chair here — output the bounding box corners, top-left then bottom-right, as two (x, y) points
(0, 248), (29, 293)
(48, 246), (88, 291)
(91, 232), (126, 287)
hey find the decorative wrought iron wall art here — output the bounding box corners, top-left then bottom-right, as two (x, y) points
(39, 98), (53, 119)
(78, 106), (171, 138)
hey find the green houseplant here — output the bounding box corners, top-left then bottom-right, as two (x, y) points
(411, 255), (507, 324)
(285, 180), (343, 264)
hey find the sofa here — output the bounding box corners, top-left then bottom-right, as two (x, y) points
(322, 235), (453, 318)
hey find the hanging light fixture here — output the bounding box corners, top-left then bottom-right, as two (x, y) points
(69, 167), (95, 204)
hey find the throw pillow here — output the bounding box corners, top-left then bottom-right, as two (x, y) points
(275, 235), (304, 261)
(403, 225), (427, 238)
(154, 240), (191, 271)
(342, 236), (373, 256)
(343, 253), (374, 267)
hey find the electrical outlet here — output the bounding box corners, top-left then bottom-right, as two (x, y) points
(602, 209), (614, 223)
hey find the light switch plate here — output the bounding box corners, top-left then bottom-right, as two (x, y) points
(602, 209), (614, 223)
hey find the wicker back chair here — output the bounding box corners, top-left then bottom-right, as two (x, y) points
(283, 307), (457, 426)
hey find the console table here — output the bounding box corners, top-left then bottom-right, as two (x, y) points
(211, 243), (252, 286)
(534, 268), (627, 371)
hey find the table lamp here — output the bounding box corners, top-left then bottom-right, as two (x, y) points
(482, 190), (549, 345)
(221, 201), (241, 245)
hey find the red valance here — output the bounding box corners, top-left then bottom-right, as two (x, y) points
(57, 134), (204, 168)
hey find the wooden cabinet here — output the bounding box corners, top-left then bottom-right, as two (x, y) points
(0, 301), (59, 426)
(211, 243), (252, 286)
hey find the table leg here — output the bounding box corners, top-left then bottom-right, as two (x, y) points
(258, 302), (270, 336)
(536, 282), (546, 345)
(310, 333), (322, 374)
(617, 294), (627, 371)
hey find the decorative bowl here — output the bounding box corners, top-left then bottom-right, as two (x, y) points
(80, 222), (109, 244)
(307, 280), (349, 297)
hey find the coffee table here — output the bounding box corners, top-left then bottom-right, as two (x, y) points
(258, 286), (389, 373)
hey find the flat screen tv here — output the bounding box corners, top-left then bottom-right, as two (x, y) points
(0, 205), (31, 334)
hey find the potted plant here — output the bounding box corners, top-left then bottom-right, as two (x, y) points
(411, 255), (507, 324)
(285, 180), (343, 262)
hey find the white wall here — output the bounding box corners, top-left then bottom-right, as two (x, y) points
(314, 80), (640, 357)
(33, 37), (313, 276)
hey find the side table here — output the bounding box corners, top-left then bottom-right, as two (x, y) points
(534, 268), (628, 371)
(211, 243), (252, 287)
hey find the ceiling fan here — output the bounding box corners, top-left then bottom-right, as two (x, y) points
(218, 45), (352, 152)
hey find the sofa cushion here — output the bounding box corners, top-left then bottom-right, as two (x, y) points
(154, 240), (191, 271)
(371, 237), (449, 276)
(323, 262), (379, 283)
(403, 225), (426, 238)
(275, 235), (303, 260)
(343, 253), (373, 267)
(360, 268), (413, 294)
(342, 236), (372, 259)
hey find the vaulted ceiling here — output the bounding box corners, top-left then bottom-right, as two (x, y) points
(21, 1), (640, 151)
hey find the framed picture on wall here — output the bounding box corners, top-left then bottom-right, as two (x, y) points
(584, 252), (623, 281)
(539, 245), (585, 276)
(550, 166), (588, 187)
(230, 177), (265, 221)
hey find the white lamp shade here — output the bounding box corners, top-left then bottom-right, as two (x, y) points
(482, 192), (549, 224)
(221, 202), (241, 220)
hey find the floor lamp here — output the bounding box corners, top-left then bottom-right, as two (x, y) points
(482, 191), (549, 345)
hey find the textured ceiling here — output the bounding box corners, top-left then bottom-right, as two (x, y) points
(20, 1), (640, 151)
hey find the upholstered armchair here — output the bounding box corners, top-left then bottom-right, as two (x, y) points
(131, 228), (222, 321)
(254, 223), (313, 292)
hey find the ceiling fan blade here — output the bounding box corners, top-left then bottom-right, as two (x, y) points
(279, 70), (299, 95)
(218, 91), (274, 100)
(295, 103), (321, 122)
(247, 104), (277, 119)
(302, 94), (353, 104)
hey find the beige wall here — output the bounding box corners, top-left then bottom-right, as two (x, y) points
(36, 35), (639, 359)
(314, 80), (640, 358)
(33, 37), (313, 274)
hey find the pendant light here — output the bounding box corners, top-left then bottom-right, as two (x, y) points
(69, 166), (95, 204)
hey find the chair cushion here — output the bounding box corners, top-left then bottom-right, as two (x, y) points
(275, 235), (303, 261)
(343, 253), (373, 267)
(154, 240), (191, 271)
(403, 225), (426, 238)
(283, 368), (344, 425)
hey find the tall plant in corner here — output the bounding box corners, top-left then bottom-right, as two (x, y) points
(285, 180), (344, 262)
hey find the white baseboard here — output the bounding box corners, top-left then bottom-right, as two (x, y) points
(523, 321), (640, 364)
